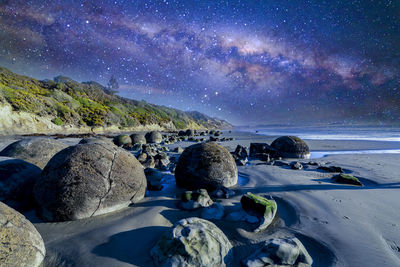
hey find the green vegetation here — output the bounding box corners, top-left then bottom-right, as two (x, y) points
(244, 192), (277, 215)
(0, 67), (231, 130)
(333, 174), (362, 186)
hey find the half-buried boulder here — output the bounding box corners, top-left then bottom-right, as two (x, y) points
(175, 142), (238, 190)
(271, 136), (310, 159)
(151, 217), (233, 267)
(0, 201), (46, 266)
(0, 138), (68, 169)
(242, 237), (313, 267)
(34, 143), (146, 222)
(0, 157), (42, 211)
(130, 133), (147, 144)
(145, 131), (163, 143)
(241, 192), (277, 232)
(332, 173), (362, 186)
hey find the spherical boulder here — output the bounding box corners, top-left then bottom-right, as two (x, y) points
(175, 142), (238, 190)
(0, 138), (68, 169)
(151, 217), (233, 267)
(130, 133), (147, 144)
(34, 143), (146, 222)
(145, 131), (163, 143)
(0, 157), (42, 211)
(271, 136), (310, 159)
(113, 134), (132, 147)
(0, 201), (46, 266)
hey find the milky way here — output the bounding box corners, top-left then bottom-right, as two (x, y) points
(0, 0), (399, 125)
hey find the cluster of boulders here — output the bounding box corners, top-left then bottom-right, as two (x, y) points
(0, 131), (318, 266)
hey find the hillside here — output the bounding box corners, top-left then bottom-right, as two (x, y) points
(0, 67), (231, 135)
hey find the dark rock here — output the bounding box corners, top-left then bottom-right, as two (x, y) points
(0, 157), (41, 211)
(249, 143), (278, 158)
(34, 143), (146, 222)
(178, 189), (213, 210)
(178, 130), (186, 136)
(0, 138), (68, 169)
(209, 136), (219, 142)
(271, 136), (310, 159)
(185, 129), (194, 136)
(175, 143), (238, 190)
(317, 165), (344, 173)
(290, 161), (303, 170)
(145, 168), (164, 191)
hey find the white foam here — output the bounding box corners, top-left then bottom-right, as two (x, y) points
(310, 149), (400, 159)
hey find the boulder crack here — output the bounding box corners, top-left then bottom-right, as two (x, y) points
(90, 151), (117, 217)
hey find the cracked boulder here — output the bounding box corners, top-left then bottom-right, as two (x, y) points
(33, 143), (146, 222)
(175, 142), (238, 190)
(0, 201), (45, 266)
(151, 217), (233, 267)
(0, 137), (68, 169)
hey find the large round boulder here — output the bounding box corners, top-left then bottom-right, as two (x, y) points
(130, 133), (147, 144)
(151, 217), (233, 267)
(0, 138), (68, 169)
(0, 157), (42, 211)
(0, 201), (46, 266)
(271, 136), (310, 159)
(175, 143), (238, 190)
(145, 131), (163, 143)
(34, 143), (146, 222)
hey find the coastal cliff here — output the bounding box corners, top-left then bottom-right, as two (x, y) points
(0, 67), (231, 135)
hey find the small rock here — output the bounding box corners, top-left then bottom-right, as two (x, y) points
(178, 189), (213, 210)
(318, 165), (344, 173)
(290, 161), (303, 170)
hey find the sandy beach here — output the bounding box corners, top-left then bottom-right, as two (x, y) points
(1, 131), (399, 266)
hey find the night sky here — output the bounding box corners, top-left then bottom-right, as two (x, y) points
(0, 0), (399, 125)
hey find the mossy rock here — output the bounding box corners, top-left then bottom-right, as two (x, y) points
(241, 192), (277, 232)
(332, 174), (362, 186)
(179, 189), (213, 210)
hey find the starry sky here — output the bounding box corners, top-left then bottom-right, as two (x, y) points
(0, 0), (399, 125)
